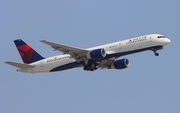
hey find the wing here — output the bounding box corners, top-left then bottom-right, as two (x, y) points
(5, 61), (34, 69)
(40, 40), (89, 62)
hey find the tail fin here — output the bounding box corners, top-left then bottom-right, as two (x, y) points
(14, 39), (44, 64)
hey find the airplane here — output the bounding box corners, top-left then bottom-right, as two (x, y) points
(5, 34), (170, 74)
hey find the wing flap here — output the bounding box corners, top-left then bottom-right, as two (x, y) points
(5, 61), (34, 69)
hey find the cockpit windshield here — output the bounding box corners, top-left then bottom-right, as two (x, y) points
(157, 36), (165, 38)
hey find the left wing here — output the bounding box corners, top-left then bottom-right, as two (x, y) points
(40, 40), (89, 62)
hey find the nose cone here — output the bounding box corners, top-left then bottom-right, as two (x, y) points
(163, 38), (171, 45)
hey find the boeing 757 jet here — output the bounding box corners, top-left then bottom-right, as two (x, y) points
(5, 34), (170, 73)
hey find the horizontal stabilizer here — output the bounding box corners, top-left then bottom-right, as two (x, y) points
(5, 61), (34, 69)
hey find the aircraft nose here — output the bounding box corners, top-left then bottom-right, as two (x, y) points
(163, 38), (171, 45)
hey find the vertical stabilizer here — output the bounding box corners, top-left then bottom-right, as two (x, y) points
(14, 39), (44, 64)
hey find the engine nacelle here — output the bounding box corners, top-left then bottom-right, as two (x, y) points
(110, 59), (130, 69)
(87, 48), (106, 60)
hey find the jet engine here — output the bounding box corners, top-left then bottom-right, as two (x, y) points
(110, 59), (130, 69)
(87, 48), (106, 60)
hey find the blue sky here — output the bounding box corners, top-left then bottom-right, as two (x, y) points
(1, 0), (180, 113)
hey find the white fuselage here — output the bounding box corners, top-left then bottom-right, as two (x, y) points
(18, 34), (171, 73)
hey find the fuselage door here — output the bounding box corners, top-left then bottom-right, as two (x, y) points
(149, 36), (153, 42)
(119, 43), (122, 49)
(40, 61), (43, 67)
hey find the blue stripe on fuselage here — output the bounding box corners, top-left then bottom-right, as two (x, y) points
(50, 46), (163, 72)
(50, 61), (81, 72)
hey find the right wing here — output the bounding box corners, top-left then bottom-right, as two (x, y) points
(5, 61), (34, 69)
